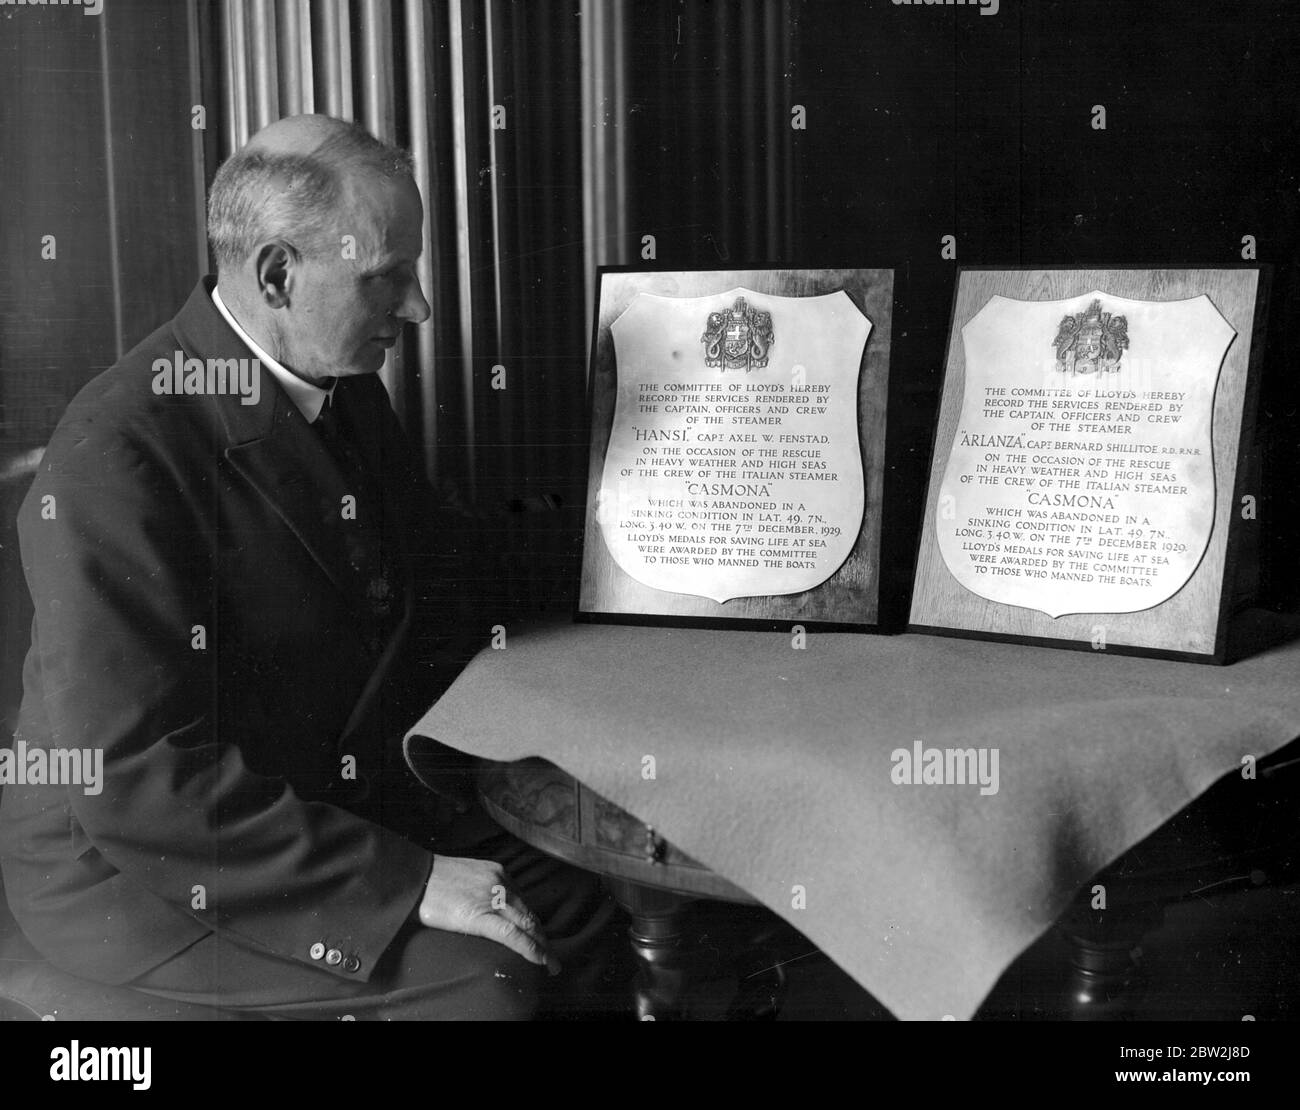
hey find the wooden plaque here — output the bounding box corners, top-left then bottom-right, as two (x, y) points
(909, 266), (1269, 662)
(578, 267), (893, 629)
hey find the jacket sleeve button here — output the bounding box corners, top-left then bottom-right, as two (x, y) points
(325, 948), (343, 966)
(309, 942), (326, 960)
(343, 955), (361, 974)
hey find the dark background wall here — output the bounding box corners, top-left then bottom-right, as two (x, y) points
(2, 0), (1297, 722)
(0, 0), (207, 733)
(624, 0), (1299, 623)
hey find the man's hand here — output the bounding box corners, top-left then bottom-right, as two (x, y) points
(417, 855), (559, 974)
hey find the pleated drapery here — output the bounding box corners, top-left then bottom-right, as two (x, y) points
(206, 0), (798, 608)
(209, 1), (621, 495)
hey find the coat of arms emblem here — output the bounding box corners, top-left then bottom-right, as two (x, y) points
(701, 296), (774, 371)
(1052, 298), (1129, 374)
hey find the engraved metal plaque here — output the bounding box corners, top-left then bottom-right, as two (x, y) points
(596, 287), (869, 604)
(935, 290), (1235, 617)
(580, 268), (894, 628)
(910, 267), (1267, 661)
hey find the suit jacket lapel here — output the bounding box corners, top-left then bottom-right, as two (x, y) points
(329, 376), (418, 621)
(172, 278), (400, 617)
(318, 378), (421, 754)
(226, 400), (391, 610)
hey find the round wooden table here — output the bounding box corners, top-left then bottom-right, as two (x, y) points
(477, 758), (789, 1020)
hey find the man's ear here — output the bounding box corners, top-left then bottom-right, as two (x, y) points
(254, 241), (296, 309)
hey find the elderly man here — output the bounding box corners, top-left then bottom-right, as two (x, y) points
(0, 115), (617, 1020)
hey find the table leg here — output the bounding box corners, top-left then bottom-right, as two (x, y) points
(1059, 900), (1163, 1020)
(604, 878), (695, 1021)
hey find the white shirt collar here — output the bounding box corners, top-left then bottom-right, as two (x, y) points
(212, 286), (335, 423)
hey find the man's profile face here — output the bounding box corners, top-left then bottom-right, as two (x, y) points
(277, 173), (429, 381)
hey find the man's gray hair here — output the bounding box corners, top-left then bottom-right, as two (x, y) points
(207, 122), (414, 271)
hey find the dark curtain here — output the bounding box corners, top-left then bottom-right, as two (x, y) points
(0, 0), (208, 735)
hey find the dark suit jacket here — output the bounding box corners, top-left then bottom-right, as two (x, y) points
(0, 279), (476, 985)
